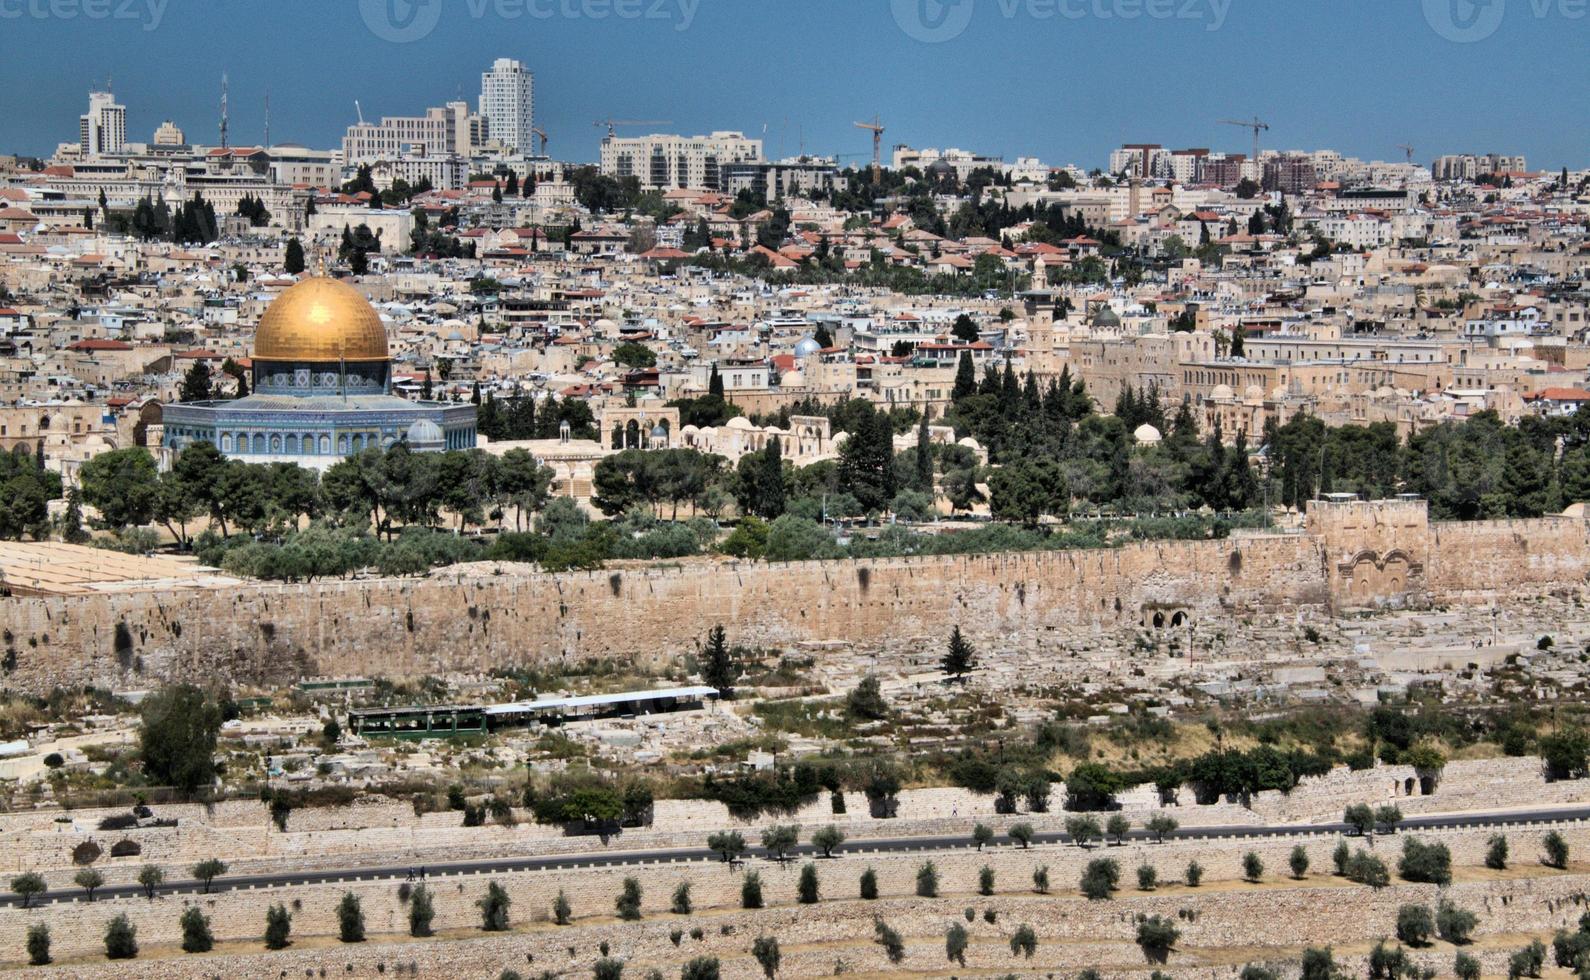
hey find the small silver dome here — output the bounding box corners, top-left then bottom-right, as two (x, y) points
(794, 336), (822, 357)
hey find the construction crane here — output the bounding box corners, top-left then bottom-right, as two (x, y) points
(532, 127), (549, 157)
(1219, 116), (1270, 163)
(1396, 143), (1416, 164)
(594, 119), (672, 139)
(853, 115), (885, 185)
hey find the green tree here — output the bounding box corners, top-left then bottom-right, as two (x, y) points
(1146, 813), (1179, 842)
(615, 877), (642, 921)
(1544, 831), (1570, 869)
(180, 905), (214, 953)
(873, 917), (906, 964)
(836, 402), (898, 512)
(9, 872), (45, 908)
(552, 889), (572, 925)
(1185, 860), (1204, 886)
(74, 867), (104, 901)
(1396, 904), (1433, 947)
(1011, 922), (1039, 959)
(740, 870), (763, 909)
(941, 625), (977, 682)
(760, 823), (799, 862)
(1032, 864), (1050, 893)
(284, 237), (305, 273)
(78, 448), (160, 529)
(859, 867), (878, 899)
(338, 892), (365, 942)
(479, 881), (512, 930)
(1009, 822), (1035, 849)
(192, 858), (227, 893)
(915, 860), (939, 897)
(137, 864), (164, 899)
(1436, 899), (1478, 945)
(700, 625), (739, 697)
(1399, 838), (1452, 885)
(26, 923), (50, 966)
(1107, 813), (1131, 845)
(1454, 952), (1481, 980)
(752, 935), (781, 979)
(1136, 915), (1180, 963)
(1344, 803), (1375, 836)
(1290, 845), (1310, 879)
(972, 823), (994, 850)
(179, 359), (214, 402)
(669, 880), (692, 915)
(946, 921), (969, 965)
(1080, 857), (1120, 900)
(707, 830), (747, 863)
(979, 864), (996, 895)
(265, 902), (293, 949)
(140, 686), (222, 794)
(812, 825), (846, 858)
(681, 958), (720, 980)
(104, 914), (138, 959)
(1486, 834), (1509, 870)
(797, 862), (820, 904)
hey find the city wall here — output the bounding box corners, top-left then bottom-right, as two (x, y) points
(1, 502), (1586, 692)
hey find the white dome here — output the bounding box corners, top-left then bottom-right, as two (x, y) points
(1133, 424), (1162, 445)
(726, 416), (755, 431)
(1244, 385), (1264, 403)
(406, 419), (445, 448)
(1211, 384), (1235, 401)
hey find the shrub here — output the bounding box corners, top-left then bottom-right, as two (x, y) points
(1185, 860), (1204, 887)
(1369, 940), (1410, 980)
(671, 881), (692, 915)
(98, 813), (138, 831)
(265, 902), (293, 949)
(1241, 968), (1278, 980)
(1290, 845), (1310, 879)
(1136, 915), (1180, 963)
(798, 863), (820, 904)
(1396, 904), (1433, 947)
(859, 867), (878, 900)
(1552, 928), (1590, 968)
(1486, 834), (1509, 870)
(1509, 939), (1546, 979)
(945, 922), (969, 965)
(104, 914), (138, 959)
(1243, 851), (1264, 883)
(1455, 952), (1481, 980)
(1399, 838), (1453, 885)
(978, 864), (995, 896)
(1301, 947), (1337, 980)
(110, 838), (141, 858)
(873, 918), (906, 964)
(614, 877), (641, 921)
(1010, 923), (1038, 959)
(1347, 850), (1391, 889)
(915, 860), (939, 898)
(741, 871), (764, 909)
(1033, 864), (1050, 894)
(1437, 900), (1478, 945)
(26, 923), (50, 966)
(180, 906), (214, 953)
(1009, 822), (1035, 849)
(480, 881), (513, 930)
(1544, 831), (1570, 869)
(338, 892), (365, 943)
(593, 959), (625, 980)
(72, 840), (103, 866)
(681, 958), (720, 980)
(1332, 839), (1351, 875)
(1137, 863), (1158, 890)
(552, 889), (571, 925)
(1080, 858), (1119, 900)
(751, 935), (781, 979)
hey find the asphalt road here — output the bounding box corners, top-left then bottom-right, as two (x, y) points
(6, 804), (1587, 909)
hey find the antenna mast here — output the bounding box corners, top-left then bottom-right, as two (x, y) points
(219, 72), (230, 150)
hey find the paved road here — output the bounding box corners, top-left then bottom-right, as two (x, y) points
(6, 804), (1587, 909)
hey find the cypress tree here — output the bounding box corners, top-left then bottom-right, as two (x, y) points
(951, 350), (976, 402)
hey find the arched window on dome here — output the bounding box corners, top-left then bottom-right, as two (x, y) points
(337, 434), (349, 455)
(319, 435), (331, 455)
(221, 434), (232, 453)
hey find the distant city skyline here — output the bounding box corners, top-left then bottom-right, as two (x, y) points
(2, 0), (1586, 170)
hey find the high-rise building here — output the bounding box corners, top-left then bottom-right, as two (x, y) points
(79, 91), (126, 157)
(478, 58), (534, 155)
(343, 102), (479, 165)
(600, 131), (763, 191)
(152, 120), (186, 146)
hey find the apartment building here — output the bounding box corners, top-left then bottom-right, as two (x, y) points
(343, 102), (479, 165)
(721, 159), (837, 201)
(600, 132), (763, 192)
(479, 58), (534, 155)
(80, 91), (126, 158)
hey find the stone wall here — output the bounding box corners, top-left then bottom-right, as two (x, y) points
(1, 504), (1585, 693)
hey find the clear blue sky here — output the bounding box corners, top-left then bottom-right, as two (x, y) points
(3, 0), (1585, 169)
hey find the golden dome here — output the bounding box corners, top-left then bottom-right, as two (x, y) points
(253, 277), (389, 363)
